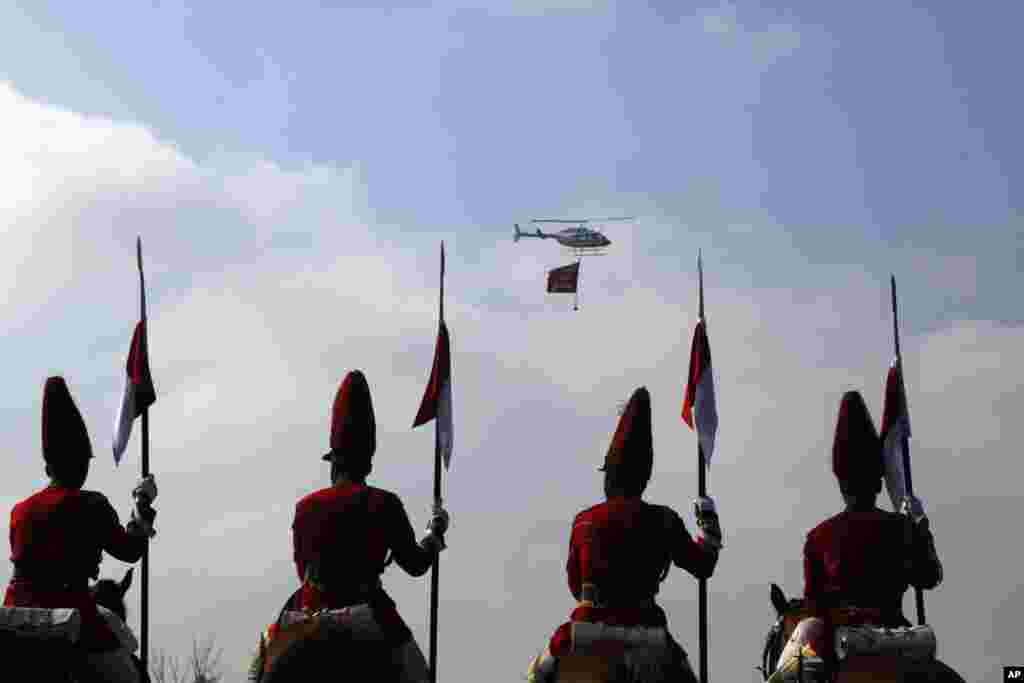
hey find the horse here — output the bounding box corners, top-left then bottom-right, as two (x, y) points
(0, 569), (149, 683)
(760, 583), (967, 683)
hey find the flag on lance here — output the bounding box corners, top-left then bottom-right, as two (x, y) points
(547, 261), (580, 293)
(880, 359), (912, 509)
(682, 319), (718, 464)
(413, 244), (454, 469)
(112, 321), (156, 464)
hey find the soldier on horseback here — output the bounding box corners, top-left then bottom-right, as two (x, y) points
(3, 377), (157, 683)
(284, 370), (449, 683)
(528, 387), (723, 683)
(772, 390), (942, 679)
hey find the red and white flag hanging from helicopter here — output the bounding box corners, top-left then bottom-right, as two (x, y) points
(682, 319), (718, 465)
(547, 261), (580, 293)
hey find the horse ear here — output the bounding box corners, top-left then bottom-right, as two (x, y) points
(770, 583), (788, 615)
(121, 568), (134, 595)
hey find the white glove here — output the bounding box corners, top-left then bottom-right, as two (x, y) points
(419, 501), (448, 553)
(693, 496), (722, 550)
(129, 503), (156, 538)
(900, 495), (926, 525)
(419, 532), (446, 554)
(427, 502), (450, 537)
(133, 475), (157, 504)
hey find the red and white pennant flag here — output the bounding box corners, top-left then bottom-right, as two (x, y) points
(682, 319), (718, 465)
(413, 244), (454, 469)
(880, 359), (912, 510)
(112, 320), (156, 465)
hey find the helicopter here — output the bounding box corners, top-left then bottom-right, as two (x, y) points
(513, 217), (634, 255)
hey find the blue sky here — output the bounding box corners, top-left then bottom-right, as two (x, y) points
(0, 2), (1020, 681)
(5, 2), (1019, 292)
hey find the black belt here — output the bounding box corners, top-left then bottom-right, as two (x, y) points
(580, 583), (656, 609)
(306, 577), (382, 604)
(10, 569), (88, 592)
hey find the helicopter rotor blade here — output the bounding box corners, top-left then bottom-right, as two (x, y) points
(531, 216), (635, 224)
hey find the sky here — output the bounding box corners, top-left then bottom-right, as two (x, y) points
(0, 1), (1020, 681)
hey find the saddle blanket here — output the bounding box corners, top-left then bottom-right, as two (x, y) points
(279, 604), (385, 642)
(529, 624), (680, 683)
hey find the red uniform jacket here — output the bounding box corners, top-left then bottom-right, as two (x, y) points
(291, 482), (436, 644)
(4, 486), (146, 652)
(548, 497), (719, 656)
(803, 507), (941, 655)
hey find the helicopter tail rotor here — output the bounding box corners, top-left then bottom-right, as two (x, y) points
(514, 224), (523, 242)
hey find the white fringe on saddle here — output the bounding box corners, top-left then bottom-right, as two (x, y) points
(834, 624), (936, 661)
(281, 604), (386, 643)
(0, 607), (81, 644)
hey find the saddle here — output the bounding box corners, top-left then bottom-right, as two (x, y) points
(279, 605), (387, 643)
(834, 624), (936, 661)
(530, 624), (686, 683)
(0, 607), (81, 644)
(570, 622), (668, 655)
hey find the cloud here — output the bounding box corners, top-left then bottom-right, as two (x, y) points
(0, 80), (1015, 682)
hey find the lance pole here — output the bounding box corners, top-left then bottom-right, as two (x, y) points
(137, 237), (151, 672)
(428, 242), (445, 683)
(696, 249), (709, 683)
(891, 275), (926, 626)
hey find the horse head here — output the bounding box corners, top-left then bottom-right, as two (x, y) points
(760, 584), (807, 680)
(91, 568), (133, 622)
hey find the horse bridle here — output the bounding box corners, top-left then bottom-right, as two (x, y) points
(759, 615), (785, 680)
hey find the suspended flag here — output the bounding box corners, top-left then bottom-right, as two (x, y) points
(413, 244), (454, 469)
(880, 359), (912, 510)
(112, 322), (156, 464)
(682, 319), (718, 465)
(547, 261), (580, 293)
